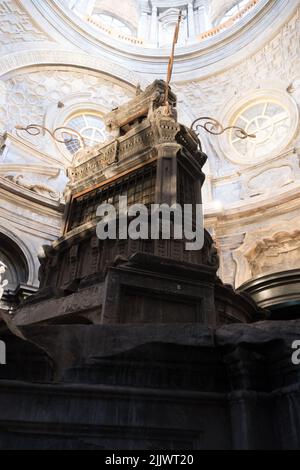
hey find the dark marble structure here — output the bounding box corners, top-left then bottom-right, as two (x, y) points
(0, 81), (299, 450)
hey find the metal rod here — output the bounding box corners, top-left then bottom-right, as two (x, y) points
(191, 117), (256, 139)
(165, 12), (182, 108)
(15, 124), (86, 148)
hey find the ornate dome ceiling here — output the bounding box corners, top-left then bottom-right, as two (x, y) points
(64, 0), (261, 48)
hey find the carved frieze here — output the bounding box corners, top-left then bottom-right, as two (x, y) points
(4, 174), (61, 200)
(247, 230), (300, 278)
(233, 228), (300, 287)
(240, 164), (295, 199)
(69, 140), (119, 185)
(0, 0), (51, 46)
(150, 111), (181, 145)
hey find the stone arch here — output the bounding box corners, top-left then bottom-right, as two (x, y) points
(0, 225), (38, 287)
(0, 49), (150, 89)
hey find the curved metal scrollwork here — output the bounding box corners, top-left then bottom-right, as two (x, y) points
(15, 124), (85, 148)
(191, 117), (256, 140)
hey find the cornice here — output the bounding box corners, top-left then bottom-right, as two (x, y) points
(0, 165), (63, 178)
(0, 177), (65, 212)
(0, 133), (69, 168)
(0, 48), (150, 89)
(204, 182), (300, 228)
(0, 205), (62, 239)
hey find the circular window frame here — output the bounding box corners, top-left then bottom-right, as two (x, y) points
(218, 89), (299, 165)
(62, 111), (108, 156)
(45, 97), (111, 162)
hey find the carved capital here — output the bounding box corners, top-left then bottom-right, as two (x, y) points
(151, 107), (180, 145)
(155, 142), (182, 158)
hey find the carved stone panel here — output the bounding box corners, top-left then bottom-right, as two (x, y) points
(233, 228), (300, 287)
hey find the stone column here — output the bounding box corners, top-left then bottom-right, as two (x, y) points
(195, 1), (212, 34)
(155, 143), (181, 206)
(187, 2), (195, 38)
(0, 81), (7, 134)
(152, 109), (181, 205)
(150, 5), (158, 44)
(138, 11), (149, 39)
(0, 81), (7, 106)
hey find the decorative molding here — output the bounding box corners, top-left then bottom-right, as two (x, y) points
(0, 164), (64, 178)
(0, 48), (150, 87)
(233, 226), (300, 287)
(34, 0), (298, 81)
(0, 224), (38, 287)
(247, 230), (300, 277)
(197, 0), (259, 42)
(1, 67), (135, 163)
(0, 175), (65, 208)
(216, 89), (299, 165)
(239, 157), (300, 199)
(0, 0), (53, 46)
(238, 268), (300, 310)
(3, 174), (61, 201)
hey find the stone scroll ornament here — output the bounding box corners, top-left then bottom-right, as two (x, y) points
(0, 261), (8, 300)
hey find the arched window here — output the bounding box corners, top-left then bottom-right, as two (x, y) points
(216, 0), (250, 26)
(63, 113), (109, 155)
(94, 14), (133, 36)
(230, 100), (291, 160)
(0, 234), (28, 291)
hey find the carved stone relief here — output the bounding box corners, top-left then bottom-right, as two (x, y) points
(240, 161), (298, 200)
(0, 0), (51, 46)
(246, 230), (300, 278)
(1, 69), (134, 154)
(233, 228), (300, 288)
(4, 174), (61, 200)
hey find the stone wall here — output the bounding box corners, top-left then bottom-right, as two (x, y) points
(0, 321), (299, 449)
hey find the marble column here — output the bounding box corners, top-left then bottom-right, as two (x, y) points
(0, 81), (7, 134)
(150, 5), (158, 44)
(195, 1), (212, 34)
(138, 11), (149, 39)
(0, 81), (7, 104)
(187, 2), (195, 38)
